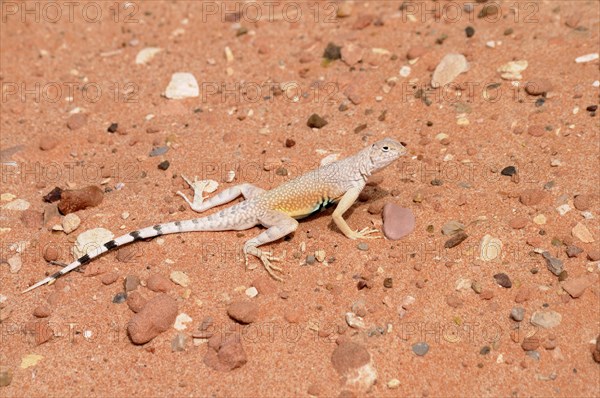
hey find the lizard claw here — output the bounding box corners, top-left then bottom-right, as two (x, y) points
(350, 227), (381, 239)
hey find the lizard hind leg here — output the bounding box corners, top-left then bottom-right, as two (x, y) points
(178, 177), (265, 213)
(243, 210), (299, 281)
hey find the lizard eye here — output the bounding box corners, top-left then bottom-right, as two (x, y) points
(382, 146), (389, 152)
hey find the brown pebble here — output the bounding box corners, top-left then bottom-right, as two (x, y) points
(204, 334), (247, 371)
(521, 337), (540, 351)
(33, 305), (52, 318)
(101, 272), (120, 285)
(285, 138), (296, 148)
(58, 186), (104, 214)
(509, 216), (528, 229)
(444, 232), (468, 248)
(252, 276), (277, 295)
(587, 249), (600, 261)
(227, 300), (259, 324)
(527, 125), (546, 137)
(20, 209), (43, 229)
(573, 194), (592, 211)
(519, 189), (546, 206)
(127, 294), (178, 344)
(39, 138), (59, 151)
(66, 113), (88, 130)
(515, 287), (531, 303)
(446, 294), (463, 308)
(146, 273), (172, 292)
(367, 202), (384, 215)
(480, 290), (494, 300)
(126, 291), (147, 313)
(525, 79), (553, 96)
(284, 308), (303, 323)
(124, 275), (141, 292)
(43, 246), (60, 262)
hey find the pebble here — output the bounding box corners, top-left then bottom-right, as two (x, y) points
(135, 47), (162, 65)
(431, 53), (469, 88)
(541, 251), (564, 276)
(171, 333), (187, 352)
(245, 287), (258, 298)
(519, 189), (546, 206)
(515, 287), (531, 303)
(307, 113), (328, 129)
(124, 275), (140, 292)
(0, 366), (12, 387)
(126, 291), (147, 313)
(345, 312), (365, 329)
(446, 294), (463, 308)
(341, 43), (364, 66)
(336, 1), (353, 17)
(480, 235), (502, 262)
(66, 113), (88, 130)
(497, 60), (528, 80)
(525, 79), (553, 95)
(146, 274), (171, 292)
(509, 216), (528, 229)
(39, 137), (59, 151)
(251, 276), (277, 295)
(494, 273), (512, 288)
(465, 26), (475, 38)
(7, 254), (21, 273)
(387, 378), (401, 389)
(575, 53), (599, 63)
(100, 272), (119, 285)
(533, 214), (546, 225)
(565, 245), (583, 258)
(501, 166), (517, 176)
(127, 294), (178, 344)
(157, 160), (170, 171)
(382, 203), (415, 240)
(527, 125), (546, 137)
(112, 292), (127, 304)
(573, 194), (592, 211)
(572, 222), (594, 243)
(444, 232), (468, 248)
(357, 242), (369, 251)
(588, 249), (600, 261)
(562, 275), (593, 298)
(43, 246), (59, 262)
(227, 300), (258, 324)
(204, 334), (247, 371)
(58, 186), (103, 214)
(442, 220), (464, 236)
(556, 204), (571, 216)
(352, 14), (374, 30)
(72, 228), (114, 259)
(33, 305), (52, 318)
(1, 199), (30, 211)
(530, 310), (562, 329)
(521, 337), (540, 351)
(164, 72), (199, 99)
(61, 213), (81, 234)
(170, 271), (190, 287)
(510, 307), (525, 322)
(149, 146), (168, 157)
(174, 313), (192, 331)
(399, 65), (411, 77)
(331, 341), (376, 391)
(471, 280), (482, 294)
(323, 42), (342, 61)
(412, 342), (429, 356)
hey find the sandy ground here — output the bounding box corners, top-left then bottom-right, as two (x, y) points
(1, 1), (599, 397)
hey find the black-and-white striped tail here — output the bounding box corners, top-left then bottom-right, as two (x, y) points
(22, 216), (222, 293)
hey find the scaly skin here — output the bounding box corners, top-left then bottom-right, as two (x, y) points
(23, 138), (407, 293)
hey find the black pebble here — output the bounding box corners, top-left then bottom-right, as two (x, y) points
(158, 160), (170, 170)
(501, 166), (517, 176)
(107, 123), (118, 133)
(465, 26), (475, 38)
(323, 42), (341, 61)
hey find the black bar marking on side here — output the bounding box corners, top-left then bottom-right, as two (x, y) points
(153, 225), (163, 235)
(79, 254), (91, 264)
(130, 231), (142, 241)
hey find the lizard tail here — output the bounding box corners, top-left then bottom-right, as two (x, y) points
(22, 216), (228, 294)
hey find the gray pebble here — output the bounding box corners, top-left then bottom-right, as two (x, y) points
(412, 342), (429, 356)
(305, 254), (316, 265)
(542, 251), (563, 276)
(112, 292), (127, 304)
(526, 350), (540, 361)
(510, 307), (525, 322)
(149, 146), (169, 157)
(357, 242), (369, 251)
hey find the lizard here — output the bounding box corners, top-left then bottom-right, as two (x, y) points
(22, 138), (407, 293)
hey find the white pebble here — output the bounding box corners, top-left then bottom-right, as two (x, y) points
(62, 213), (81, 234)
(387, 379), (401, 389)
(174, 313), (193, 331)
(1, 198), (30, 211)
(135, 47), (162, 65)
(581, 211), (594, 220)
(556, 204), (571, 216)
(245, 287), (258, 298)
(486, 40), (496, 48)
(593, 80), (600, 88)
(399, 65), (411, 77)
(164, 72), (199, 99)
(170, 271), (190, 287)
(575, 53), (599, 63)
(345, 312), (365, 329)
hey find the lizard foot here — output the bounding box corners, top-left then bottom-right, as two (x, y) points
(245, 248), (284, 281)
(177, 175), (214, 211)
(349, 227), (381, 240)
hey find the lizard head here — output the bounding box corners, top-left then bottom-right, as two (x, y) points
(366, 138), (407, 173)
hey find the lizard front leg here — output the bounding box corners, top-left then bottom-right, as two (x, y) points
(332, 186), (380, 240)
(243, 210), (299, 280)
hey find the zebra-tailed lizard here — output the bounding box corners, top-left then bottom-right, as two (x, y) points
(23, 138), (406, 293)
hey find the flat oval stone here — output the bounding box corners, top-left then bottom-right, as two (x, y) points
(382, 203), (415, 240)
